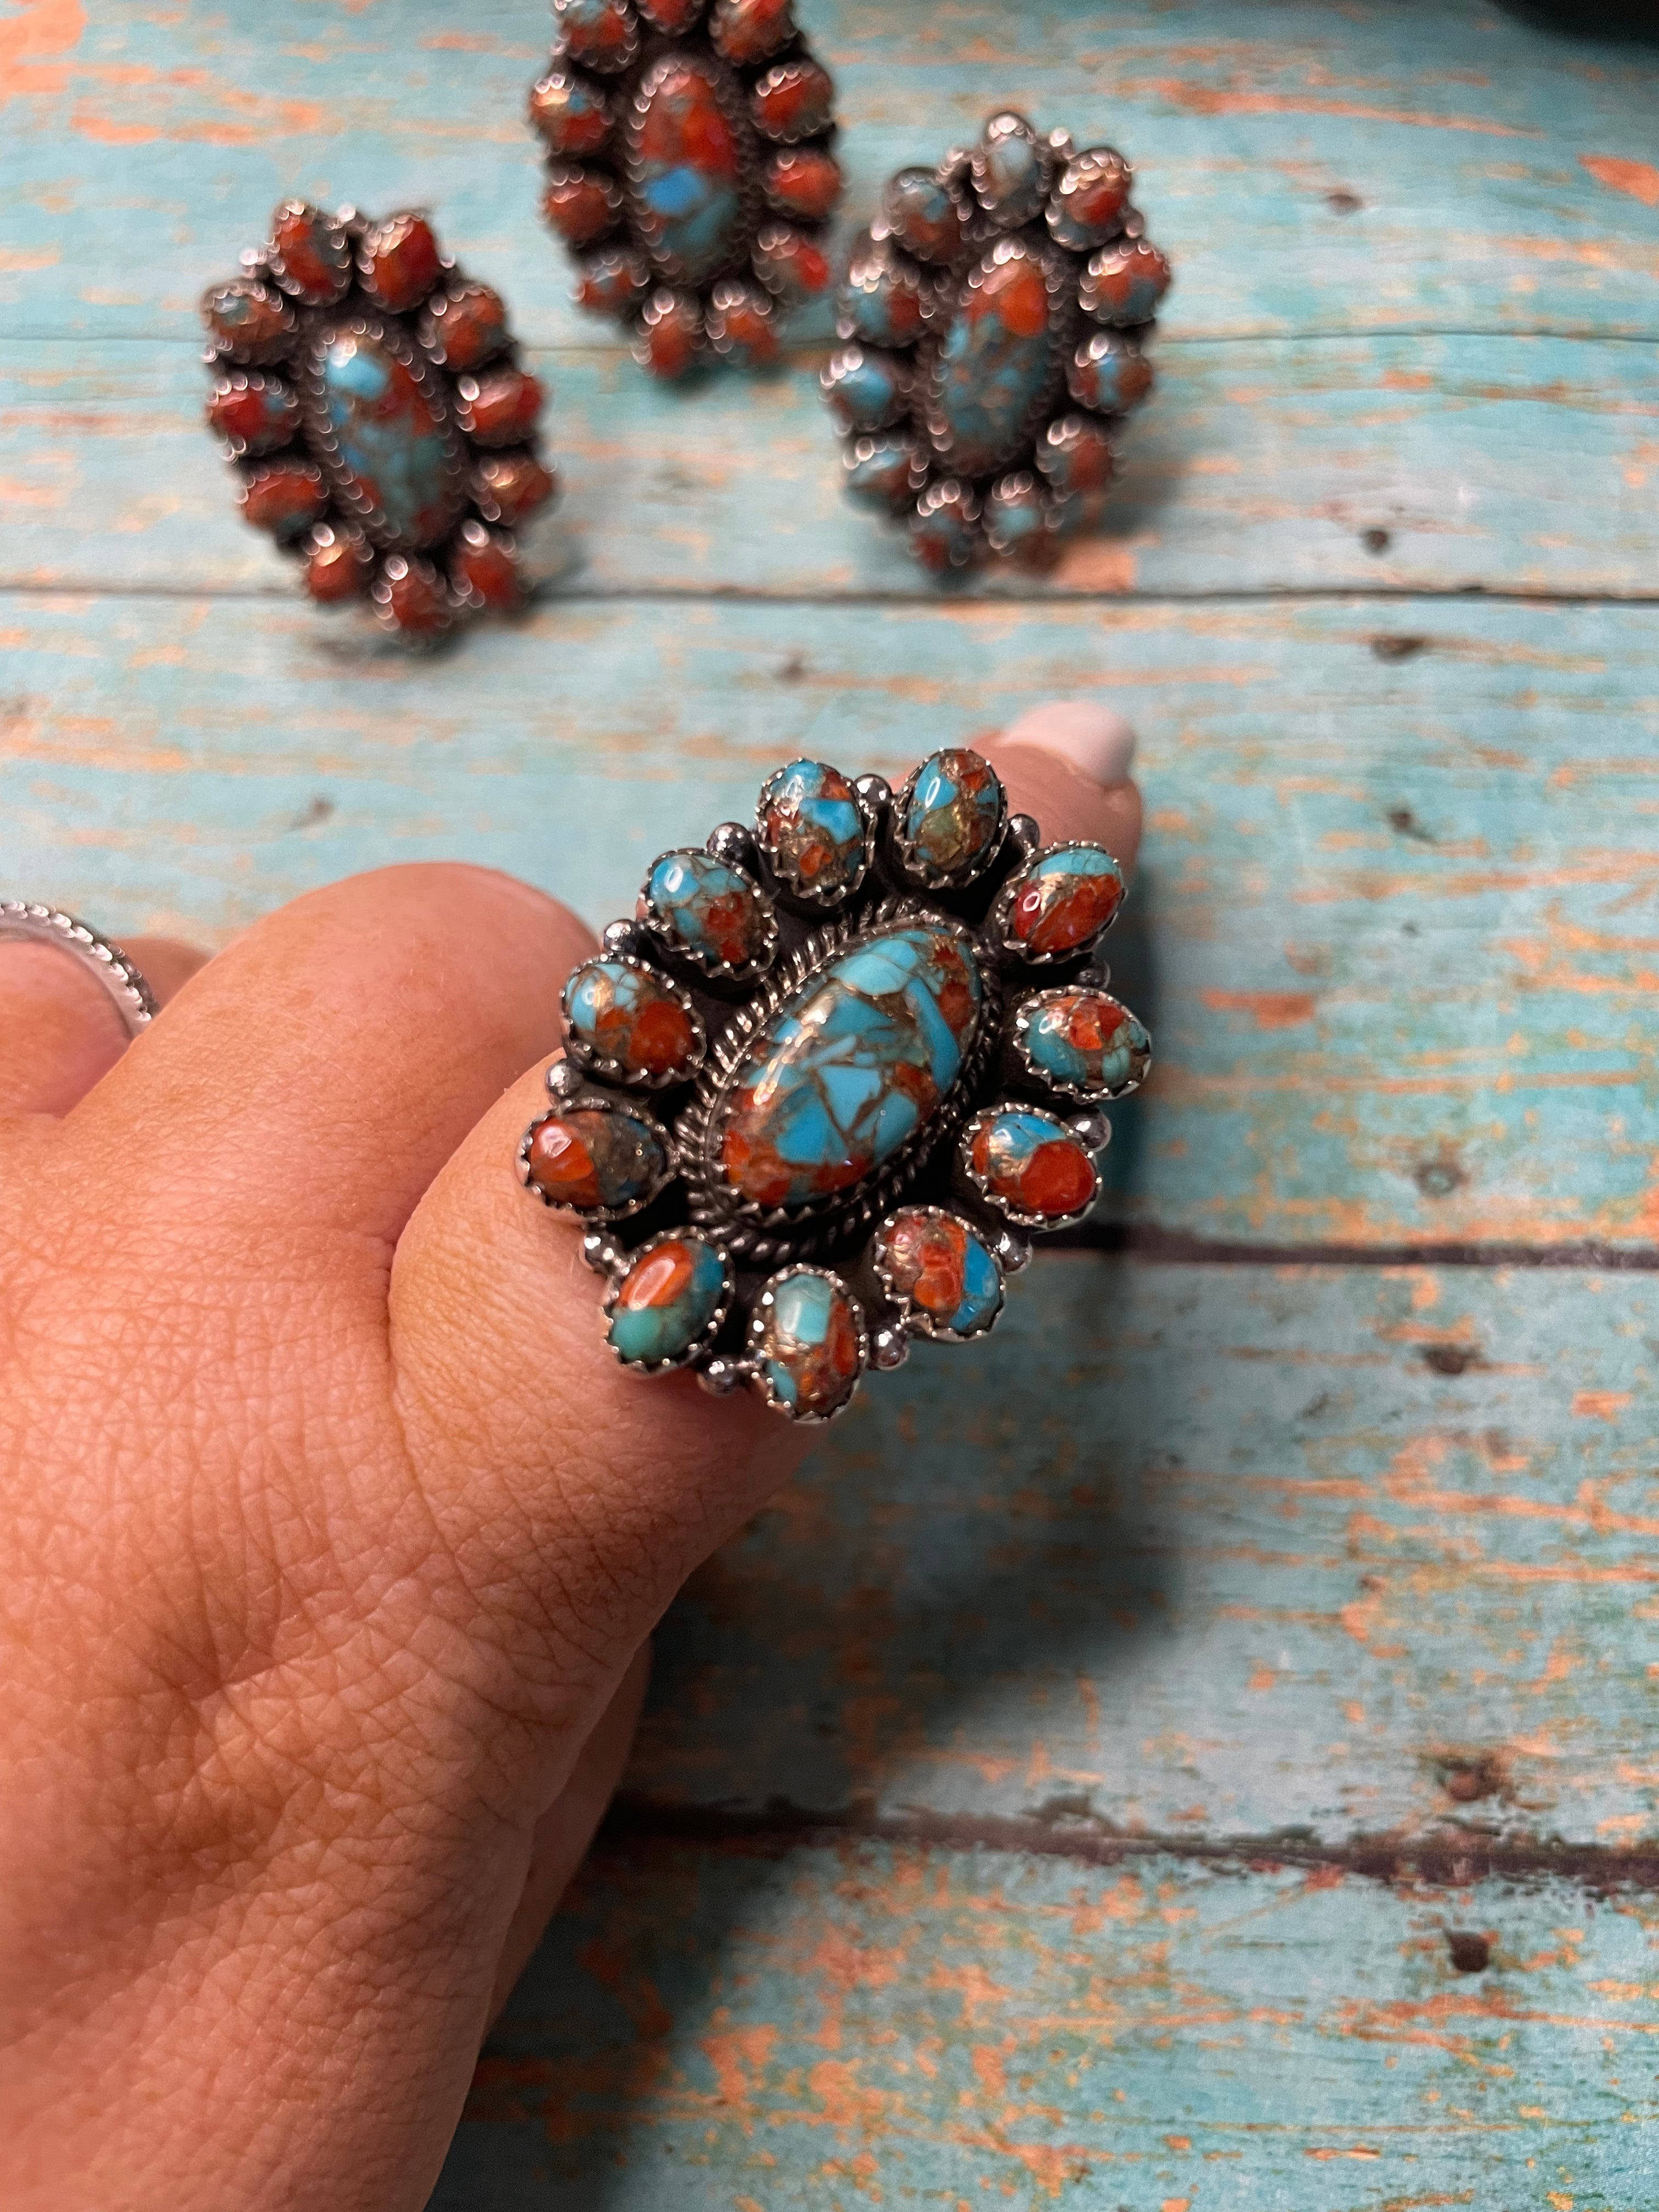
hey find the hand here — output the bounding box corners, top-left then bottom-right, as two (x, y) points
(1, 713), (1141, 2211)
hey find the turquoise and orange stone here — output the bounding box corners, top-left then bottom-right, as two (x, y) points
(1020, 988), (1149, 1098)
(967, 1106), (1098, 1222)
(563, 959), (701, 1082)
(313, 328), (459, 548)
(756, 1268), (864, 1418)
(718, 924), (982, 1210)
(628, 54), (746, 284)
(901, 748), (1003, 877)
(607, 1234), (728, 1365)
(758, 759), (866, 898)
(647, 851), (773, 972)
(878, 1208), (1003, 1338)
(525, 1106), (667, 1212)
(930, 244), (1063, 478)
(1003, 845), (1125, 958)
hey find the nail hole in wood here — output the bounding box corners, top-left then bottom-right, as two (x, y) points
(776, 652), (808, 682)
(1371, 634), (1427, 661)
(1414, 1158), (1465, 1198)
(1325, 189), (1363, 214)
(1423, 1343), (1480, 1376)
(1441, 1751), (1505, 1802)
(1387, 805), (1434, 843)
(289, 795), (334, 831)
(1447, 1929), (1491, 1973)
(1361, 527), (1392, 554)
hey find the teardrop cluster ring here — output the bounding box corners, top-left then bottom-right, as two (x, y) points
(518, 748), (1150, 1420)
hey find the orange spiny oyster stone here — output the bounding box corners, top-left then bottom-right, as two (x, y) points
(472, 450), (558, 527)
(763, 148), (843, 224)
(1019, 988), (1149, 1097)
(526, 1107), (667, 1211)
(878, 1209), (1003, 1336)
(206, 376), (297, 456)
(376, 555), (452, 640)
(555, 0), (639, 72)
(1080, 238), (1173, 329)
(240, 459), (327, 541)
(755, 1268), (862, 1419)
(270, 201), (351, 304)
(457, 366), (543, 447)
(359, 213), (443, 313)
(529, 67), (613, 157)
(420, 283), (509, 373)
(752, 224), (831, 303)
(637, 291), (703, 379)
(751, 59), (835, 143)
(607, 1235), (727, 1366)
(564, 959), (699, 1081)
(968, 1107), (1098, 1222)
(710, 0), (794, 66)
(202, 280), (295, 364)
(1003, 845), (1125, 957)
(304, 524), (374, 603)
(451, 524), (524, 612)
(543, 167), (622, 248)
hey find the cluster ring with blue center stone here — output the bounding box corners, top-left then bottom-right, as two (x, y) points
(520, 743), (1152, 1421)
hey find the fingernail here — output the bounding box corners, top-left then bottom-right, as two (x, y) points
(1002, 699), (1138, 787)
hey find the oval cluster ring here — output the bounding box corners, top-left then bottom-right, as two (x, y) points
(200, 203), (557, 643)
(520, 746), (1151, 1422)
(529, 0), (843, 379)
(824, 106), (1172, 571)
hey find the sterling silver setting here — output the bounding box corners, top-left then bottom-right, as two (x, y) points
(0, 902), (157, 1037)
(518, 745), (1149, 1420)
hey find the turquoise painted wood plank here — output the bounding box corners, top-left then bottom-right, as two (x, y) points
(438, 1832), (1659, 2209)
(4, 593), (1655, 1251)
(4, 1), (1659, 348)
(8, 330), (1659, 600)
(629, 1259), (1659, 1849)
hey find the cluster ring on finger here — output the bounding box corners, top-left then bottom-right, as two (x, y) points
(519, 747), (1151, 1423)
(0, 901), (158, 1038)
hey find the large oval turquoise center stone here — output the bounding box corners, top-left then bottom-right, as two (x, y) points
(629, 55), (745, 284)
(718, 924), (983, 1210)
(315, 328), (458, 549)
(932, 245), (1061, 478)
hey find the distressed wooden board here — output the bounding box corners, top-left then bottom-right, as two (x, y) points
(9, 330), (1659, 601)
(629, 1259), (1659, 1849)
(436, 1833), (1659, 2210)
(4, 592), (1655, 1251)
(5, 1), (1659, 349)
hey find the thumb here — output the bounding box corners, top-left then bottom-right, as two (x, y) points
(387, 701), (1144, 1706)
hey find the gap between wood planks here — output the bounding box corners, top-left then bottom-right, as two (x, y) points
(1066, 1224), (1659, 1270)
(9, 580), (1659, 608)
(605, 1793), (1659, 1896)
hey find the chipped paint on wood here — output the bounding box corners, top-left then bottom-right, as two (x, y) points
(3, 592), (1655, 1251)
(436, 1835), (1659, 2208)
(7, 0), (1658, 2200)
(3, 1), (1659, 343)
(629, 1259), (1659, 1846)
(5, 331), (1659, 599)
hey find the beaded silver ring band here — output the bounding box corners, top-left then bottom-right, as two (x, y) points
(0, 902), (158, 1039)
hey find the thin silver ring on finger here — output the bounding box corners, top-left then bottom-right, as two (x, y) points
(0, 902), (157, 1038)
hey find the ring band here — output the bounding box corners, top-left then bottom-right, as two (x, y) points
(0, 902), (158, 1038)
